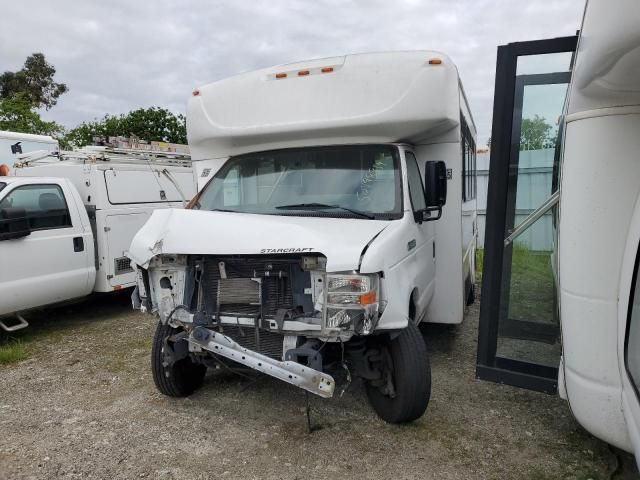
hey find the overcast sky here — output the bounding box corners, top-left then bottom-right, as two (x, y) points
(1, 0), (584, 146)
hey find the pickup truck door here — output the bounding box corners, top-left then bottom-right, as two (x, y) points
(0, 180), (95, 316)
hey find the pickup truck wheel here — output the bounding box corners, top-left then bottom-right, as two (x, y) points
(151, 322), (206, 397)
(365, 322), (431, 423)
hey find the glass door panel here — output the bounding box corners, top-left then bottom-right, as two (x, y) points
(477, 37), (577, 392)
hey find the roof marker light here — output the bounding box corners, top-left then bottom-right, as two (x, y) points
(192, 89), (200, 96)
(321, 67), (334, 73)
(428, 58), (442, 65)
(298, 70), (310, 76)
(275, 72), (287, 79)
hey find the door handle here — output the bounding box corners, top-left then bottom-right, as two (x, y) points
(73, 236), (84, 252)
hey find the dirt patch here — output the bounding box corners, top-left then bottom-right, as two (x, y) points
(0, 292), (636, 479)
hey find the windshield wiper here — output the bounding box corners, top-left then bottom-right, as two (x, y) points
(207, 208), (242, 213)
(275, 203), (375, 219)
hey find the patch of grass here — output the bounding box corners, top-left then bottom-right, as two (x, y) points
(476, 245), (556, 322)
(508, 244), (555, 322)
(476, 248), (484, 282)
(0, 340), (30, 365)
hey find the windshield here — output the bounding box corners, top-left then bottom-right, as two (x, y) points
(195, 145), (402, 219)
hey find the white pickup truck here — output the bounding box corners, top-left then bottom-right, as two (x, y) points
(0, 147), (194, 332)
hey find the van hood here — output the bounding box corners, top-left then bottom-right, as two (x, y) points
(128, 209), (390, 272)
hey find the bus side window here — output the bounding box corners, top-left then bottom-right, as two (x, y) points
(461, 113), (476, 202)
(626, 246), (640, 399)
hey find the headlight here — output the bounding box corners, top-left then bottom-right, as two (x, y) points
(325, 273), (379, 335)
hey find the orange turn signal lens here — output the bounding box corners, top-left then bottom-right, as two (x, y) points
(298, 69), (310, 76)
(275, 72), (287, 79)
(321, 67), (334, 73)
(428, 58), (442, 65)
(359, 291), (377, 305)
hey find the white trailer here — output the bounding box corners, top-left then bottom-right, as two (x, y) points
(0, 146), (194, 331)
(129, 51), (477, 423)
(0, 131), (58, 167)
(557, 0), (640, 461)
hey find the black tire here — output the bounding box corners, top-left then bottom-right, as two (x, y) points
(365, 322), (431, 423)
(151, 321), (206, 397)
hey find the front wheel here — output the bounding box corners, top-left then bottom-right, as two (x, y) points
(365, 322), (431, 423)
(151, 322), (206, 397)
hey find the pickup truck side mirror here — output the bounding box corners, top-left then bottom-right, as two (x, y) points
(0, 207), (31, 241)
(423, 161), (447, 221)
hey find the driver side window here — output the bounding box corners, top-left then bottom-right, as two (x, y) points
(405, 152), (426, 214)
(0, 184), (71, 231)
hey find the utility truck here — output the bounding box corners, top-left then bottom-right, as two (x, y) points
(129, 51), (477, 423)
(0, 144), (194, 332)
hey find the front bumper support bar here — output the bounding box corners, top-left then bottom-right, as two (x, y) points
(188, 326), (335, 398)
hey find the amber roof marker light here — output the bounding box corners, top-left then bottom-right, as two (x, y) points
(275, 72), (287, 79)
(298, 70), (310, 76)
(192, 89), (201, 96)
(428, 58), (443, 65)
(321, 67), (334, 73)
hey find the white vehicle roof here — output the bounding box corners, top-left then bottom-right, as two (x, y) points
(0, 176), (66, 185)
(187, 51), (464, 160)
(0, 130), (57, 144)
(568, 0), (640, 114)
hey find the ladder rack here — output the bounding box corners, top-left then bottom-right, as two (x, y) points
(15, 146), (192, 169)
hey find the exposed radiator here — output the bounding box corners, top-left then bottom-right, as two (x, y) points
(219, 325), (284, 361)
(200, 256), (296, 318)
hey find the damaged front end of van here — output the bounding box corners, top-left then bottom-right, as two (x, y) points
(128, 205), (430, 423)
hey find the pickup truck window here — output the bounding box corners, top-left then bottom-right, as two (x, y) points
(0, 182), (5, 193)
(195, 145), (403, 220)
(0, 184), (72, 231)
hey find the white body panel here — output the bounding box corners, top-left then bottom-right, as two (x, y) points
(187, 51), (460, 161)
(0, 177), (95, 316)
(558, 0), (640, 457)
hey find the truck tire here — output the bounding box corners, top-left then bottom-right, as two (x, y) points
(151, 321), (206, 397)
(365, 322), (431, 423)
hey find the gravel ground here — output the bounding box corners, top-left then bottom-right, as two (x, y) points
(0, 291), (637, 480)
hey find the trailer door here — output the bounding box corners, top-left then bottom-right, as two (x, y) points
(476, 36), (577, 392)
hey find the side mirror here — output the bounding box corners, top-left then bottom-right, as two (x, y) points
(423, 161), (447, 221)
(0, 207), (31, 240)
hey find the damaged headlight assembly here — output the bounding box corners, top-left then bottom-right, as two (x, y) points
(324, 273), (379, 335)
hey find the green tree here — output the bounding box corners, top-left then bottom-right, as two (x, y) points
(520, 115), (557, 150)
(0, 93), (63, 136)
(0, 53), (68, 110)
(62, 107), (187, 148)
